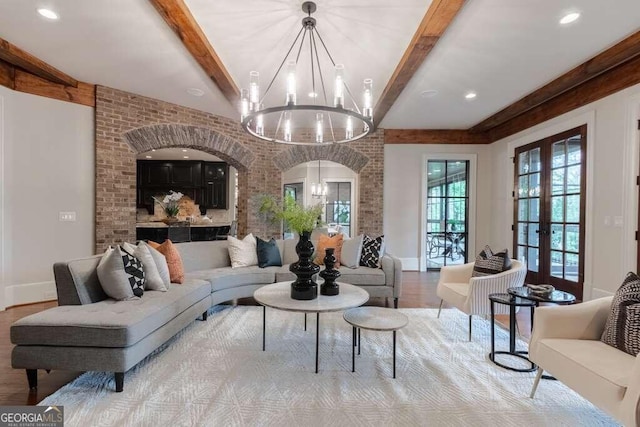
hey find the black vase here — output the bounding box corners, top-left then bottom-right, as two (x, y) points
(290, 231), (320, 300)
(320, 248), (341, 296)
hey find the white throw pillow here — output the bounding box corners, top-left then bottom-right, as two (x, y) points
(96, 247), (138, 301)
(228, 233), (259, 268)
(123, 241), (168, 291)
(142, 241), (171, 289)
(341, 234), (364, 269)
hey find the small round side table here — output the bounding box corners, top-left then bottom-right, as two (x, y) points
(488, 293), (537, 373)
(343, 307), (408, 379)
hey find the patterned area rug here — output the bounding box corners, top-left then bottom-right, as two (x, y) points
(40, 306), (617, 426)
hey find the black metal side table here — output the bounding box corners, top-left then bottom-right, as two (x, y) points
(488, 293), (537, 372)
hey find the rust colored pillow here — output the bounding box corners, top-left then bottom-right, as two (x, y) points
(147, 240), (184, 284)
(313, 234), (344, 268)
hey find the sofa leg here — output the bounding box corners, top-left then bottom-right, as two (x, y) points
(114, 372), (124, 392)
(468, 315), (472, 341)
(437, 300), (443, 318)
(26, 369), (37, 390)
(530, 369), (543, 398)
(394, 298), (399, 309)
(201, 310), (208, 321)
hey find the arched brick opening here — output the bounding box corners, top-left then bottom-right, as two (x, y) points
(122, 124), (255, 171)
(272, 144), (369, 172)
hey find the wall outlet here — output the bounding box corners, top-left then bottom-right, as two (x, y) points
(59, 211), (76, 222)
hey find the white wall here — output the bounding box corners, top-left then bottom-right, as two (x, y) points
(384, 144), (493, 271)
(0, 86), (95, 309)
(489, 82), (640, 300)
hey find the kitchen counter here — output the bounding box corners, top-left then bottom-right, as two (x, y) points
(136, 222), (231, 228)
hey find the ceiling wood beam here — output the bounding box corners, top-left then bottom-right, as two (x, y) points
(488, 54), (640, 142)
(149, 0), (239, 103)
(385, 129), (489, 144)
(373, 0), (467, 127)
(472, 30), (640, 134)
(0, 60), (14, 89)
(8, 67), (95, 107)
(0, 37), (78, 87)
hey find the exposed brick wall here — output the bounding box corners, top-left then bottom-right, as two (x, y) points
(95, 86), (384, 252)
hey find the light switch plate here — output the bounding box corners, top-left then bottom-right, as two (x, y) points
(59, 211), (76, 222)
(614, 216), (623, 227)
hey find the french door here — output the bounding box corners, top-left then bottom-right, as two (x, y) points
(514, 126), (586, 299)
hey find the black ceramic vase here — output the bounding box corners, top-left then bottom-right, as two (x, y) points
(320, 248), (341, 296)
(290, 231), (320, 300)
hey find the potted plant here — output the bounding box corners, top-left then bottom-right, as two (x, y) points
(153, 190), (184, 224)
(259, 194), (324, 300)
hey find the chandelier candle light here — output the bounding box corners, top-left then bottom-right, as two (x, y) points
(240, 1), (374, 145)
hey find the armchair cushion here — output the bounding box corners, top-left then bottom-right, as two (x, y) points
(601, 272), (640, 356)
(472, 245), (511, 277)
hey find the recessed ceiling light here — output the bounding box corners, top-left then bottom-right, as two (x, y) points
(151, 149), (156, 152)
(420, 90), (438, 98)
(37, 8), (59, 20)
(182, 149), (188, 152)
(183, 156), (189, 159)
(186, 88), (204, 97)
(145, 155), (152, 159)
(308, 92), (318, 98)
(465, 92), (477, 100)
(560, 12), (580, 25)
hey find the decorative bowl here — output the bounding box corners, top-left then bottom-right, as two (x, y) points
(526, 284), (555, 296)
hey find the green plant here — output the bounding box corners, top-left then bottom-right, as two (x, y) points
(258, 194), (323, 234)
(153, 190), (183, 217)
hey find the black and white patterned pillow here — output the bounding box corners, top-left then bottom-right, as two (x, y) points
(601, 272), (640, 356)
(121, 248), (145, 297)
(360, 235), (385, 268)
(471, 245), (511, 277)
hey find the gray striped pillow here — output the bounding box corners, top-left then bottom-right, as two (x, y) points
(472, 246), (511, 277)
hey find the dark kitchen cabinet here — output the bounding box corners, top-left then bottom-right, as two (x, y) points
(137, 160), (228, 212)
(204, 163), (228, 210)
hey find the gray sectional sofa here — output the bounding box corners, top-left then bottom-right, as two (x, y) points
(10, 239), (402, 392)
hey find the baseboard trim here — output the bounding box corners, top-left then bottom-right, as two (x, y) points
(399, 257), (419, 271)
(5, 281), (57, 308)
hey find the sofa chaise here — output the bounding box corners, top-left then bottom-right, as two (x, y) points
(10, 239), (402, 392)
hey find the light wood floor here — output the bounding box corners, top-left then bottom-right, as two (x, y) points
(0, 271), (531, 406)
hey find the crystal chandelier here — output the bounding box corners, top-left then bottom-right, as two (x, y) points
(240, 1), (373, 145)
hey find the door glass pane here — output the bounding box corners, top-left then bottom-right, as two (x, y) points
(529, 173), (541, 197)
(518, 175), (528, 196)
(518, 199), (529, 221)
(567, 137), (581, 164)
(528, 226), (539, 247)
(551, 196), (564, 222)
(528, 247), (539, 272)
(518, 246), (526, 263)
(325, 182), (351, 238)
(566, 165), (581, 193)
(566, 225), (579, 252)
(519, 152), (529, 174)
(552, 169), (565, 195)
(529, 148), (541, 172)
(566, 195), (580, 222)
(551, 251), (564, 278)
(550, 224), (564, 250)
(565, 253), (579, 282)
(529, 198), (540, 222)
(518, 223), (528, 245)
(552, 141), (566, 167)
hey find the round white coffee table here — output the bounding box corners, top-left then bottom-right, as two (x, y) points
(254, 281), (369, 373)
(343, 307), (408, 378)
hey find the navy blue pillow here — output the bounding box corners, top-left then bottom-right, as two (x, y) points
(256, 237), (282, 268)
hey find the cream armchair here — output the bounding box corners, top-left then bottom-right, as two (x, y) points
(529, 297), (640, 426)
(436, 260), (527, 340)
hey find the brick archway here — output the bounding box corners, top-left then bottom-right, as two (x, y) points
(123, 124), (255, 171)
(272, 144), (369, 172)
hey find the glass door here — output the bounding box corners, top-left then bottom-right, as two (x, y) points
(514, 126), (586, 299)
(426, 160), (469, 270)
(325, 182), (351, 237)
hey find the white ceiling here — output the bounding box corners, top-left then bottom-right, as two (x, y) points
(0, 0), (638, 130)
(137, 147), (222, 161)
